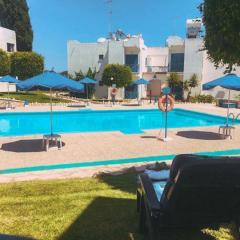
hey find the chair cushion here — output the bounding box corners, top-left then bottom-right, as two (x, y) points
(144, 169), (170, 181)
(153, 181), (167, 201)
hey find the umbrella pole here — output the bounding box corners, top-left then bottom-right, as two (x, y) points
(50, 88), (53, 136)
(226, 89), (231, 126)
(7, 83), (10, 108)
(87, 84), (88, 101)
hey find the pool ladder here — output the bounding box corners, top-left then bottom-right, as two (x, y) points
(227, 113), (240, 125)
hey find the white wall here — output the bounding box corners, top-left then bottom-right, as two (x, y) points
(184, 38), (203, 80)
(183, 38), (204, 95)
(0, 82), (17, 92)
(108, 40), (125, 64)
(0, 27), (17, 52)
(201, 51), (240, 99)
(67, 40), (108, 76)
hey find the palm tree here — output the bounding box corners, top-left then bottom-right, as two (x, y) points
(167, 73), (181, 96)
(184, 74), (199, 101)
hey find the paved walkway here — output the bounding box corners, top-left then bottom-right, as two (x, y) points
(0, 103), (239, 182)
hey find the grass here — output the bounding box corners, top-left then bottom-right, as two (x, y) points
(0, 91), (71, 103)
(0, 174), (237, 240)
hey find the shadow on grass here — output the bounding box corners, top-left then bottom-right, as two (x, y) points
(176, 131), (222, 140)
(1, 139), (66, 153)
(58, 197), (141, 240)
(57, 194), (236, 240)
(99, 173), (138, 195)
(0, 234), (34, 240)
(92, 175), (238, 240)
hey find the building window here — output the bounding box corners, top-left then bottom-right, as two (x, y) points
(125, 54), (139, 72)
(7, 43), (15, 52)
(99, 54), (104, 61)
(170, 53), (184, 72)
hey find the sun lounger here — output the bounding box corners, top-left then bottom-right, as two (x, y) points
(137, 154), (240, 240)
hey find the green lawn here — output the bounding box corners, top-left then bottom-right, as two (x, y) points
(0, 91), (71, 103)
(0, 174), (237, 240)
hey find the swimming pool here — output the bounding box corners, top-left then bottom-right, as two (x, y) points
(0, 108), (234, 137)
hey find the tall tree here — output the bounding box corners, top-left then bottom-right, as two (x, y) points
(102, 64), (132, 88)
(200, 0), (240, 72)
(0, 0), (33, 51)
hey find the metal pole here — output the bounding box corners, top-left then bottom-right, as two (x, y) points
(226, 89), (230, 126)
(50, 88), (53, 136)
(87, 84), (89, 101)
(165, 94), (168, 139)
(140, 84), (142, 104)
(7, 82), (10, 108)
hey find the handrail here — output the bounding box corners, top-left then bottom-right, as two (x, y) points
(227, 112), (235, 125)
(235, 113), (240, 122)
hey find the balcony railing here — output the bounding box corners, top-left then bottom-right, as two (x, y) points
(146, 66), (168, 73)
(126, 64), (139, 73)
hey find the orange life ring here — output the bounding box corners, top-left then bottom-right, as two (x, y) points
(158, 95), (174, 112)
(111, 88), (118, 96)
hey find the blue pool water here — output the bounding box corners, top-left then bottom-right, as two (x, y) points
(0, 108), (235, 137)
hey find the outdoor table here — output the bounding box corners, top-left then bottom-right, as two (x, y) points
(42, 134), (62, 151)
(218, 125), (235, 139)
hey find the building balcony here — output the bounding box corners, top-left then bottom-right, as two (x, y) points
(126, 64), (139, 73)
(146, 66), (168, 73)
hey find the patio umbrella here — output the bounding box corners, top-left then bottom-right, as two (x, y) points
(17, 71), (84, 135)
(202, 73), (240, 126)
(0, 75), (20, 107)
(133, 78), (149, 101)
(79, 77), (96, 101)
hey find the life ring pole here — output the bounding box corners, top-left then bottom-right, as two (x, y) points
(157, 87), (174, 142)
(165, 94), (168, 139)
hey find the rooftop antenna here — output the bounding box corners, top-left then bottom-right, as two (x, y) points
(105, 0), (113, 37)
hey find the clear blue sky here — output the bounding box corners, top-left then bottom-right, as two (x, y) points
(27, 0), (202, 72)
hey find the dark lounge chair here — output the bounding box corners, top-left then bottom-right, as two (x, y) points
(137, 154), (240, 240)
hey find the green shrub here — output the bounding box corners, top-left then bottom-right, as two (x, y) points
(189, 94), (215, 103)
(10, 51), (44, 80)
(102, 64), (132, 88)
(0, 49), (10, 76)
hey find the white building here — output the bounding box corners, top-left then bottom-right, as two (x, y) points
(0, 26), (17, 92)
(0, 26), (17, 52)
(67, 19), (240, 99)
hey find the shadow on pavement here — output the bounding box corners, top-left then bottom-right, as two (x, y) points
(1, 139), (65, 153)
(176, 130), (222, 140)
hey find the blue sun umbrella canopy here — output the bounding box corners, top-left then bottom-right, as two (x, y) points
(0, 75), (19, 83)
(203, 73), (240, 127)
(17, 71), (84, 92)
(17, 71), (84, 136)
(79, 77), (96, 84)
(202, 74), (240, 91)
(79, 77), (97, 101)
(133, 78), (149, 85)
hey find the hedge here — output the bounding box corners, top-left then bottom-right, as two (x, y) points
(0, 49), (10, 76)
(10, 51), (44, 80)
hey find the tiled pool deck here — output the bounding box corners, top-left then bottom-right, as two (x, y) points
(0, 103), (239, 182)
